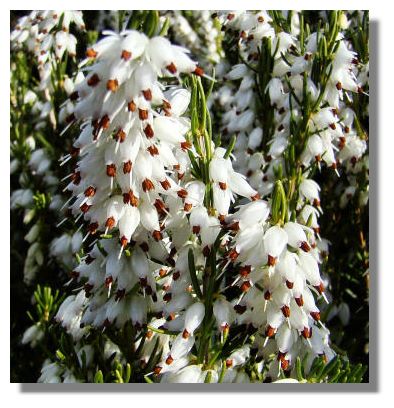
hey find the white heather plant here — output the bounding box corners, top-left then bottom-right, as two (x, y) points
(11, 10), (368, 384)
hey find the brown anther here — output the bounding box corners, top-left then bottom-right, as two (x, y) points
(227, 13), (235, 20)
(301, 327), (310, 339)
(86, 48), (98, 58)
(163, 293), (172, 302)
(304, 53), (312, 61)
(228, 248), (239, 261)
(120, 236), (128, 247)
(281, 305), (291, 318)
(184, 203), (193, 212)
(257, 15), (264, 23)
(278, 124), (284, 132)
(281, 359), (289, 371)
(142, 179), (155, 192)
(88, 222), (99, 235)
(144, 123), (155, 139)
(313, 199), (320, 208)
(114, 128), (126, 142)
(226, 359), (233, 368)
(105, 276), (113, 288)
(310, 311), (321, 321)
(159, 268), (167, 278)
(166, 62), (177, 74)
(172, 271), (181, 281)
(251, 193), (260, 201)
(264, 290), (271, 300)
(147, 145), (159, 156)
(227, 221), (240, 232)
(165, 355), (174, 365)
(295, 295), (304, 307)
(106, 163), (116, 177)
(140, 242), (149, 252)
(177, 189), (188, 199)
(267, 255), (277, 266)
(240, 30), (247, 39)
(80, 203), (91, 213)
(315, 154), (322, 162)
(100, 114), (110, 130)
(240, 265), (251, 277)
(138, 108), (148, 120)
(336, 81), (342, 90)
(241, 281), (251, 292)
(339, 136), (346, 150)
(182, 329), (190, 339)
(87, 73), (100, 87)
(84, 186), (96, 197)
(193, 66), (204, 77)
(142, 89), (152, 101)
(300, 241), (311, 252)
(121, 49), (132, 60)
(160, 179), (171, 190)
(152, 230), (163, 241)
(154, 199), (167, 215)
(180, 141), (191, 150)
(350, 156), (358, 166)
(192, 225), (201, 234)
(219, 181), (227, 190)
(105, 217), (115, 229)
(357, 86), (363, 94)
(286, 280), (294, 289)
(123, 160), (132, 174)
(218, 214), (226, 224)
(153, 366), (162, 375)
(265, 325), (276, 338)
(177, 172), (185, 181)
(127, 100), (136, 112)
(234, 304), (247, 314)
(329, 123), (336, 130)
(70, 270), (79, 279)
(139, 277), (148, 287)
(146, 330), (153, 340)
(106, 79), (119, 92)
(314, 282), (325, 294)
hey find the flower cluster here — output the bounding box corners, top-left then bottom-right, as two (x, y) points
(11, 10), (369, 384)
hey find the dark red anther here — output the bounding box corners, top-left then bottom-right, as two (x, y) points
(267, 255), (277, 266)
(300, 241), (311, 252)
(177, 189), (188, 199)
(87, 73), (100, 87)
(240, 265), (251, 277)
(166, 62), (177, 74)
(123, 160), (132, 174)
(281, 305), (291, 318)
(142, 89), (152, 101)
(107, 79), (119, 92)
(128, 100), (136, 112)
(142, 179), (155, 192)
(310, 311), (321, 321)
(265, 325), (276, 338)
(139, 108), (148, 120)
(106, 163), (116, 177)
